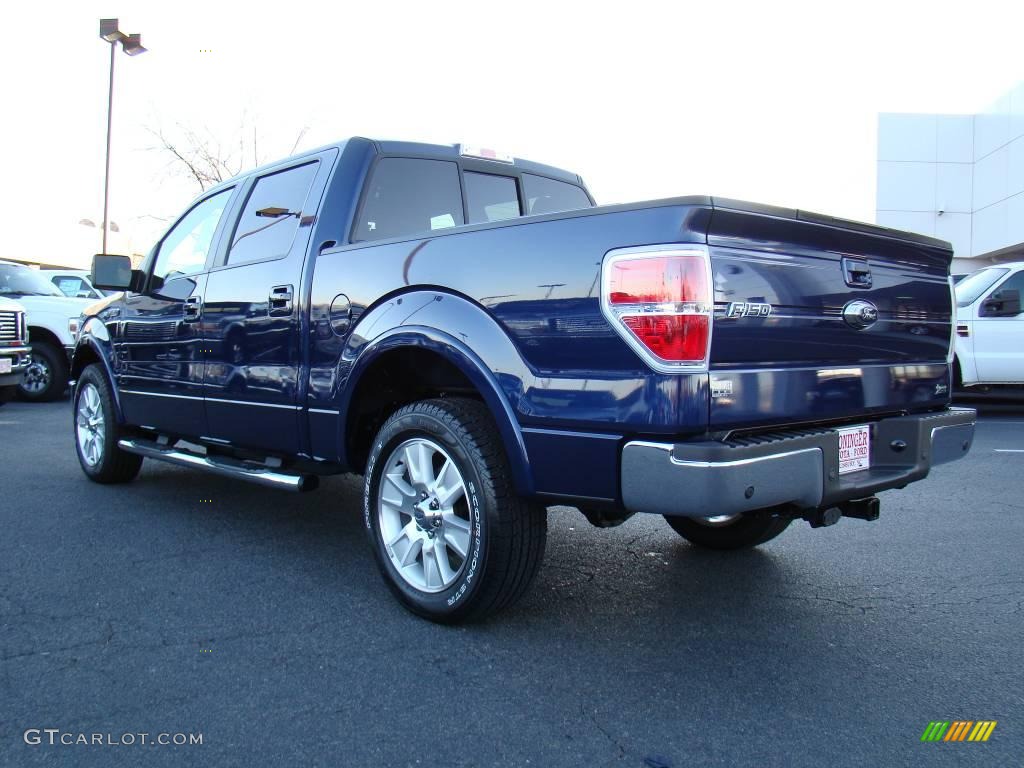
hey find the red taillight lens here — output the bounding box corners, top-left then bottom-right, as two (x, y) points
(608, 256), (709, 306)
(622, 315), (709, 361)
(601, 247), (712, 369)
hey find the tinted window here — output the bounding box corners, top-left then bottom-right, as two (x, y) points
(988, 271), (1024, 301)
(228, 162), (319, 265)
(355, 158), (464, 241)
(0, 264), (64, 297)
(465, 172), (520, 224)
(154, 189), (232, 285)
(523, 174), (591, 216)
(52, 276), (97, 298)
(956, 267), (1009, 306)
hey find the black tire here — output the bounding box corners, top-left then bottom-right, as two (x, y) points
(0, 385), (16, 405)
(73, 364), (143, 484)
(18, 342), (68, 402)
(364, 397), (547, 623)
(664, 511), (791, 550)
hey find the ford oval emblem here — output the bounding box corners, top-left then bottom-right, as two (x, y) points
(843, 299), (879, 330)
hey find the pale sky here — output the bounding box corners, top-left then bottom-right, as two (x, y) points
(3, 0), (1022, 267)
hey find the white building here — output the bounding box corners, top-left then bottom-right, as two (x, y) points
(876, 82), (1024, 275)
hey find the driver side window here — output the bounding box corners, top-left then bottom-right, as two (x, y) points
(152, 189), (232, 287)
(987, 271), (1024, 304)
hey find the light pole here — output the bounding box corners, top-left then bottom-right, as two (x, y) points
(99, 18), (146, 254)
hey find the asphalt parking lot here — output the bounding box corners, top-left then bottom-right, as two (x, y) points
(1, 400), (1022, 767)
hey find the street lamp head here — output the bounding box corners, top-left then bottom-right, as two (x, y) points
(99, 18), (125, 43)
(122, 33), (147, 56)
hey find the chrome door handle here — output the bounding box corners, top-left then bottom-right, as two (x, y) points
(269, 285), (294, 317)
(183, 296), (202, 322)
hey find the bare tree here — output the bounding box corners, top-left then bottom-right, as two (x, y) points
(148, 114), (310, 193)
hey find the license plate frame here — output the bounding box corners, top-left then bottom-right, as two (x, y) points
(836, 424), (871, 475)
(0, 357), (11, 374)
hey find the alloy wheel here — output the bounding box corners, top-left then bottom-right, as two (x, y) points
(377, 437), (472, 593)
(76, 383), (105, 467)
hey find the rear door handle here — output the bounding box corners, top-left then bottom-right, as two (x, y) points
(269, 285), (294, 317)
(183, 296), (202, 322)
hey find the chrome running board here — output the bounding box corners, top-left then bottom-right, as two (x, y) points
(117, 438), (319, 492)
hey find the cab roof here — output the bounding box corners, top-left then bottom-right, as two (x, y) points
(206, 137), (585, 195)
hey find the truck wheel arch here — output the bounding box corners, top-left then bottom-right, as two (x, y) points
(339, 328), (534, 497)
(70, 335), (125, 423)
(27, 326), (65, 359)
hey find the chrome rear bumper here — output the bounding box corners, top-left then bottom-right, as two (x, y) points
(621, 407), (976, 517)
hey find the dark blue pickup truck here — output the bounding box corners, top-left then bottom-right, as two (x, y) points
(74, 138), (976, 621)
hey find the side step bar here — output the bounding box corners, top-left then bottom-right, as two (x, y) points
(117, 438), (319, 492)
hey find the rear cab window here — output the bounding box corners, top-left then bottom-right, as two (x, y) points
(228, 161), (319, 265)
(523, 174), (591, 216)
(465, 172), (520, 224)
(354, 158), (464, 241)
(352, 155), (592, 243)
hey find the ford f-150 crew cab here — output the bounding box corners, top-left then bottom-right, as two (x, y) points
(73, 138), (976, 622)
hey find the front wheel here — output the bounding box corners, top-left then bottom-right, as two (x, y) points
(364, 398), (547, 623)
(664, 511), (791, 550)
(74, 364), (143, 483)
(19, 342), (68, 402)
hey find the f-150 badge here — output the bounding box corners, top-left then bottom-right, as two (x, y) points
(725, 301), (772, 318)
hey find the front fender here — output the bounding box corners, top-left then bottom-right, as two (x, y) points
(27, 310), (76, 347)
(70, 319), (125, 423)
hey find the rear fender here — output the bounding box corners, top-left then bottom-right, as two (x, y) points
(336, 291), (535, 495)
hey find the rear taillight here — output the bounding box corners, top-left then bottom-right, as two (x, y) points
(601, 245), (713, 372)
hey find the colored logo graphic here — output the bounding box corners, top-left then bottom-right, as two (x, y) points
(921, 721), (997, 742)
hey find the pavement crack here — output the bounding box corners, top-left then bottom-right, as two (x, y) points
(774, 593), (871, 614)
(580, 703), (626, 761)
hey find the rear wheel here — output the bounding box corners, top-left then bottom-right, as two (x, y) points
(364, 397), (547, 623)
(19, 342), (68, 402)
(74, 364), (143, 484)
(664, 511), (791, 550)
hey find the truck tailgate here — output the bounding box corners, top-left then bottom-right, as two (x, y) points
(706, 199), (953, 430)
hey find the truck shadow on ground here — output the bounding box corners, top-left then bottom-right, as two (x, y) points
(129, 461), (838, 637)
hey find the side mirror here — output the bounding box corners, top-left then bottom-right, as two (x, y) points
(92, 254), (144, 292)
(980, 288), (1021, 317)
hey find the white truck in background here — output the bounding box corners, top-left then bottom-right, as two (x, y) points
(0, 260), (94, 401)
(38, 269), (108, 299)
(954, 261), (1024, 390)
(0, 296), (30, 405)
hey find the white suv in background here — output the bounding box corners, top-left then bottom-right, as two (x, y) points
(954, 261), (1024, 389)
(0, 260), (95, 401)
